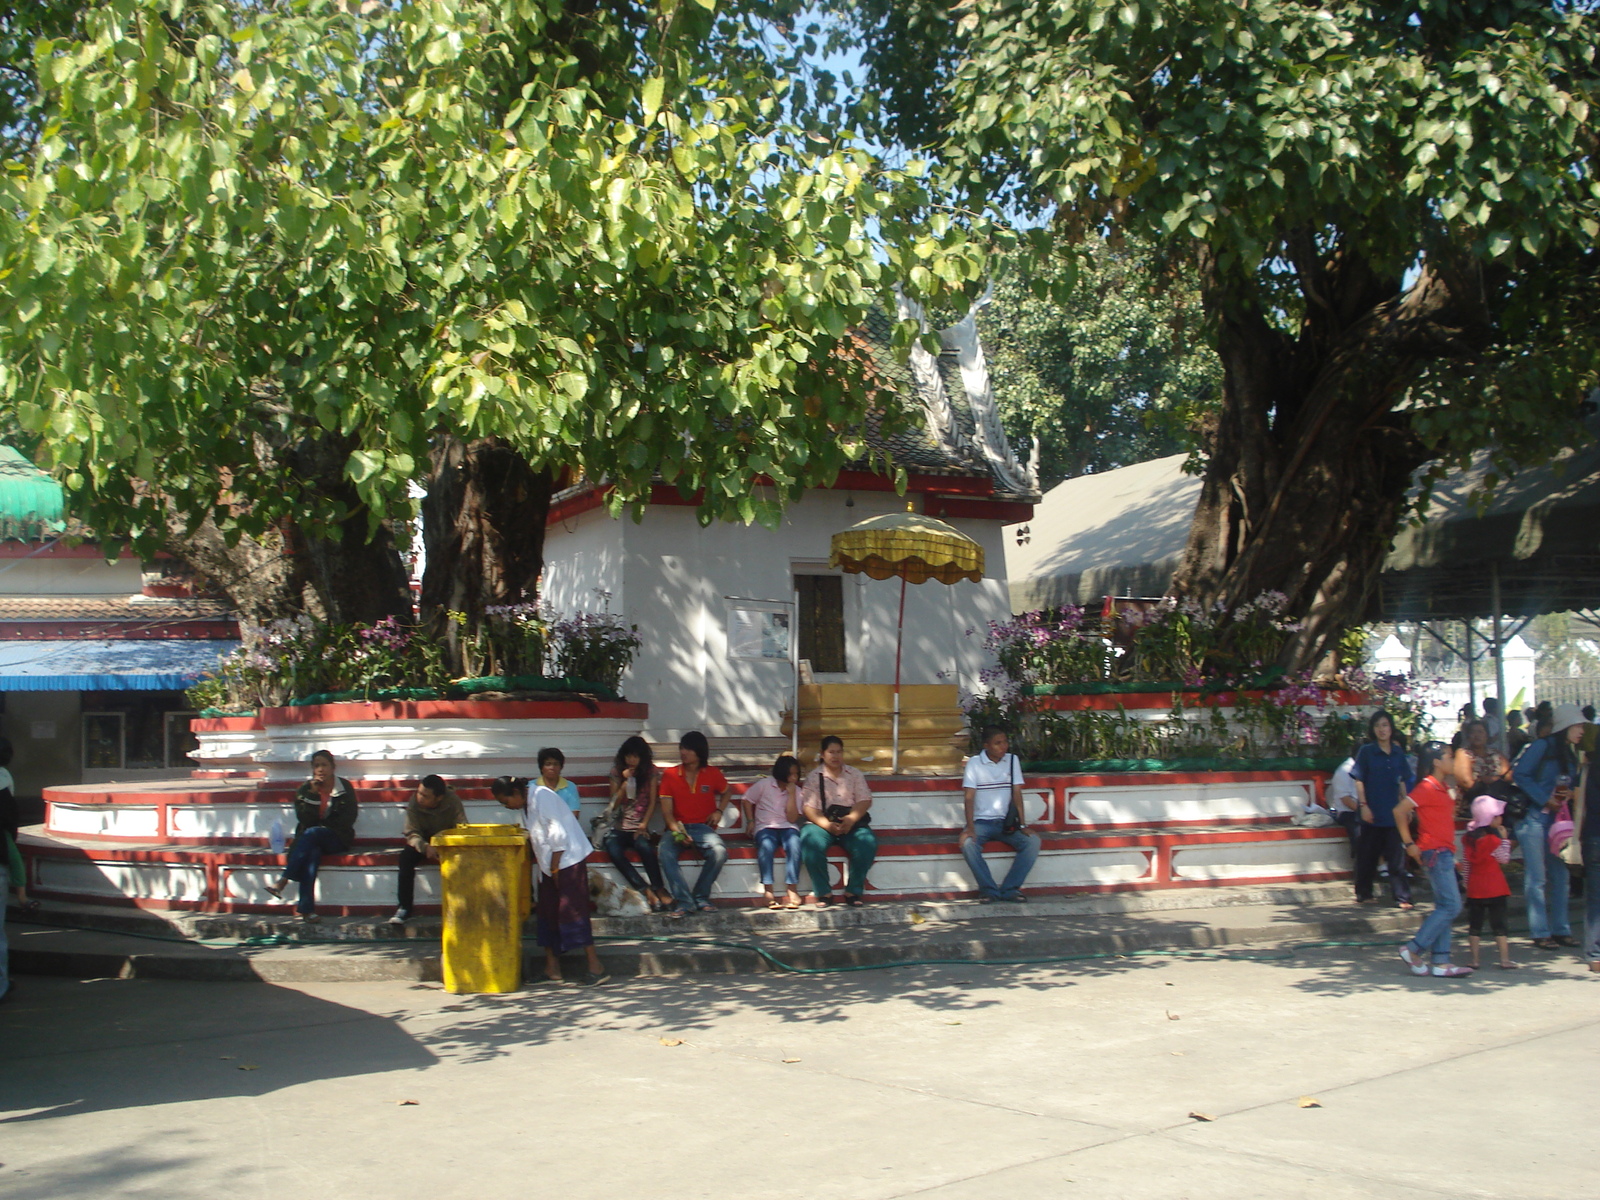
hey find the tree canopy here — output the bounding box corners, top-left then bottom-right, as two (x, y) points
(0, 0), (986, 580)
(841, 0), (1600, 669)
(977, 238), (1219, 486)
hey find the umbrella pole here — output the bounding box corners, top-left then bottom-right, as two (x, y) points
(893, 575), (907, 773)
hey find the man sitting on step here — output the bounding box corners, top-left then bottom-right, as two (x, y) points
(390, 774), (466, 925)
(959, 725), (1040, 903)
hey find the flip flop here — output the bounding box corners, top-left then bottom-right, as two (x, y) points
(766, 899), (782, 910)
(783, 898), (803, 910)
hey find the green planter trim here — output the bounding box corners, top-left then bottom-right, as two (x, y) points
(1020, 756), (1345, 773)
(286, 674), (620, 706)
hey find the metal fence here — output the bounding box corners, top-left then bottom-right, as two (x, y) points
(1531, 676), (1600, 709)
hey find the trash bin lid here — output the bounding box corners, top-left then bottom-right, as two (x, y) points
(434, 823), (527, 848)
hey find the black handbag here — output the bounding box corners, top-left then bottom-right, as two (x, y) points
(1471, 778), (1532, 826)
(1001, 753), (1024, 833)
(821, 772), (870, 828)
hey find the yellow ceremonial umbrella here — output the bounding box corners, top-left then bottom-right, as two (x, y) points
(830, 508), (985, 772)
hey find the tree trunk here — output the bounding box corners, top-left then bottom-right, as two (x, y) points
(282, 432), (414, 626)
(420, 436), (556, 675)
(1171, 245), (1492, 672)
(165, 430), (413, 638)
(163, 510), (312, 630)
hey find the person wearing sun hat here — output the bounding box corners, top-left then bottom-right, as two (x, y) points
(1512, 702), (1585, 951)
(1462, 794), (1516, 970)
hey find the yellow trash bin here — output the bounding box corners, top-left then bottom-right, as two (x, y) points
(433, 823), (531, 994)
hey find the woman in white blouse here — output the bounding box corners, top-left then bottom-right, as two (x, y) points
(491, 774), (608, 986)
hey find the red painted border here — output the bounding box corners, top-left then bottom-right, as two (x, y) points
(21, 823), (1349, 914)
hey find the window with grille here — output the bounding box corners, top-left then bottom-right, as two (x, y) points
(795, 574), (846, 674)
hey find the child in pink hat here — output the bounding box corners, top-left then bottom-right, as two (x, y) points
(1463, 794), (1516, 970)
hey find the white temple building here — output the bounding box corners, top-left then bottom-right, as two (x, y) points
(541, 304), (1040, 752)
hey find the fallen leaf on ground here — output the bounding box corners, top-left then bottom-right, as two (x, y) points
(1297, 1097), (1322, 1109)
(237, 1065), (260, 1071)
(658, 1037), (684, 1047)
(1166, 1011), (1180, 1020)
(781, 1058), (801, 1063)
(910, 912), (926, 925)
(944, 1021), (962, 1025)
(397, 1100), (419, 1106)
(218, 1056), (236, 1061)
(1170, 1052), (1185, 1056)
(1188, 1111), (1215, 1122)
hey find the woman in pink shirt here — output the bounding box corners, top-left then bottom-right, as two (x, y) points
(742, 755), (803, 909)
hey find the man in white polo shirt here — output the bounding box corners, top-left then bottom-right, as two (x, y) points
(960, 725), (1041, 903)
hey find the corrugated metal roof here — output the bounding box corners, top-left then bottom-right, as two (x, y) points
(0, 639), (239, 691)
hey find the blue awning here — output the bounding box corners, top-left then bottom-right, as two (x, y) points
(0, 639), (240, 691)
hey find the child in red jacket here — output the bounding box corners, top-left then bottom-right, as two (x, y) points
(1463, 795), (1516, 970)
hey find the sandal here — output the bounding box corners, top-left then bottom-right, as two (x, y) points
(1532, 938), (1560, 951)
(1496, 961), (1520, 969)
(846, 896), (866, 908)
(1553, 935), (1579, 947)
(783, 897), (803, 910)
(766, 899), (782, 910)
(264, 882), (285, 900)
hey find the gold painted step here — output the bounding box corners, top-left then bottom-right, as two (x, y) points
(784, 683), (968, 776)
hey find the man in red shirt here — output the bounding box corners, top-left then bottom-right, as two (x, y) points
(657, 731), (731, 916)
(1394, 742), (1472, 978)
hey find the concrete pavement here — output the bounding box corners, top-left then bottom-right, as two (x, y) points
(2, 931), (1595, 1199)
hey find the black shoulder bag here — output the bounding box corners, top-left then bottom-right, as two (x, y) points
(822, 771), (871, 828)
(1001, 754), (1024, 833)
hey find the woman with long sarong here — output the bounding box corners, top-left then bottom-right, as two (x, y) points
(491, 774), (608, 986)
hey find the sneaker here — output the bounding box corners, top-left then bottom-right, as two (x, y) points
(387, 908), (411, 926)
(1398, 945), (1428, 976)
(1430, 963), (1474, 978)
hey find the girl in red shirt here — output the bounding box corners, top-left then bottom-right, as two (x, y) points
(1393, 742), (1473, 978)
(1463, 795), (1517, 970)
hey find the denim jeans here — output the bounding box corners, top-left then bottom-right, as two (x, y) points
(960, 819), (1042, 898)
(754, 826), (802, 888)
(799, 822), (878, 898)
(603, 829), (666, 895)
(659, 823), (727, 911)
(1515, 812), (1571, 938)
(1583, 836), (1600, 964)
(1407, 848), (1463, 963)
(284, 826), (346, 915)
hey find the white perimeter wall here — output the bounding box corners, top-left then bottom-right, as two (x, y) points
(0, 556), (144, 597)
(543, 490), (1012, 741)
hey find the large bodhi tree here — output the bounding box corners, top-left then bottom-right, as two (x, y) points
(848, 0), (1600, 669)
(0, 0), (984, 643)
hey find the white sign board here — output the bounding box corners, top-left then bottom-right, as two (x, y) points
(727, 606), (791, 661)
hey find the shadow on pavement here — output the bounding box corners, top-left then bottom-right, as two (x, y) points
(0, 976), (437, 1126)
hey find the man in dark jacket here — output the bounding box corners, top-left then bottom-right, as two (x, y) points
(267, 749), (358, 922)
(390, 774), (465, 925)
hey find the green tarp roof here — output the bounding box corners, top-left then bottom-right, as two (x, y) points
(0, 446), (65, 542)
